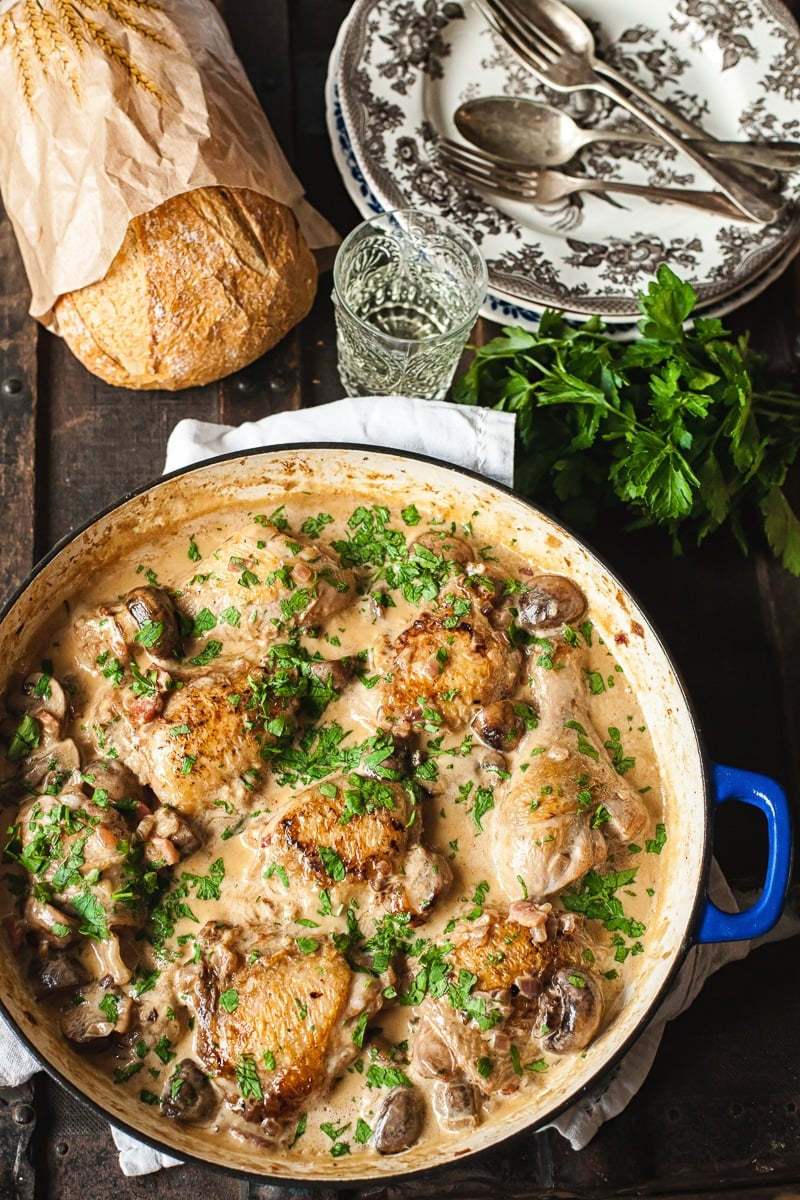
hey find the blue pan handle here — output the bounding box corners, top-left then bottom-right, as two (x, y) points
(696, 763), (793, 944)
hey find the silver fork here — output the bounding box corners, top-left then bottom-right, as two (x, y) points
(438, 136), (758, 222)
(473, 0), (785, 225)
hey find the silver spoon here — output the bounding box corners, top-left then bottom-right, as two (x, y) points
(498, 0), (800, 171)
(454, 96), (800, 172)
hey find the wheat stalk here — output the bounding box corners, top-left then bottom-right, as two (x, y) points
(38, 4), (82, 98)
(93, 0), (171, 49)
(3, 0), (171, 108)
(1, 15), (35, 109)
(51, 0), (85, 56)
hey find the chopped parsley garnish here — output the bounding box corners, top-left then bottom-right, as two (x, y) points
(182, 858), (225, 901)
(605, 726), (635, 774)
(301, 512), (334, 539)
(562, 867), (646, 950)
(564, 719), (600, 762)
(646, 823), (667, 854)
(133, 620), (164, 648)
(365, 1064), (413, 1088)
(289, 1113), (307, 1148)
(6, 714), (42, 762)
(188, 639), (223, 667)
(339, 774), (396, 825)
(318, 846), (346, 882)
(190, 608), (217, 637)
(296, 936), (320, 955)
(264, 862), (290, 888)
(234, 1054), (263, 1100)
(354, 1117), (372, 1144)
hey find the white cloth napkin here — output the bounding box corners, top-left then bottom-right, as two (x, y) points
(0, 1010), (183, 1174)
(163, 395), (516, 486)
(0, 396), (795, 1172)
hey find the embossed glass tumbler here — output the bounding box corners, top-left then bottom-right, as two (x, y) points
(332, 208), (488, 400)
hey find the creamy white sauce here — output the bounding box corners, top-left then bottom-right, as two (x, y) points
(0, 494), (665, 1166)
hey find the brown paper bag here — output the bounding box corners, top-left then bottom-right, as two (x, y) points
(0, 0), (338, 331)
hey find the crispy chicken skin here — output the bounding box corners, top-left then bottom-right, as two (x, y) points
(493, 644), (649, 900)
(257, 774), (451, 919)
(376, 589), (521, 732)
(188, 923), (384, 1127)
(414, 905), (603, 1097)
(88, 666), (299, 817)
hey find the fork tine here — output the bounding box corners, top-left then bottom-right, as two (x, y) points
(474, 0), (552, 72)
(437, 144), (541, 201)
(479, 0), (560, 66)
(438, 138), (541, 184)
(445, 163), (539, 202)
(490, 0), (564, 58)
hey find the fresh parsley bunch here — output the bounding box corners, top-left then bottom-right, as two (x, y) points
(452, 265), (800, 573)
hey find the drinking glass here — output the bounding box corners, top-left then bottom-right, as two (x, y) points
(332, 208), (488, 400)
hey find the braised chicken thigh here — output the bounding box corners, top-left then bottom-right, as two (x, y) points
(175, 526), (356, 649)
(376, 586), (521, 733)
(0, 495), (663, 1166)
(256, 773), (450, 920)
(89, 665), (299, 820)
(493, 643), (649, 901)
(413, 904), (602, 1099)
(186, 922), (385, 1129)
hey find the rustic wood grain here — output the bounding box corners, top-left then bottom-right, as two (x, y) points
(0, 199), (38, 603)
(1, 0), (800, 1197)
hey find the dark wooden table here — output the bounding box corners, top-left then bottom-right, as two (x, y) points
(2, 2), (800, 1198)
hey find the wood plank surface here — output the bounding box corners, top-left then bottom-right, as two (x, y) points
(0, 1), (799, 1198)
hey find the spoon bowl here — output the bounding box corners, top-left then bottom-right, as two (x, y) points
(454, 95), (800, 176)
(454, 96), (651, 166)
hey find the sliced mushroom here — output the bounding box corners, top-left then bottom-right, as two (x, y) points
(539, 966), (603, 1055)
(431, 1080), (479, 1132)
(81, 758), (144, 807)
(60, 984), (133, 1044)
(12, 673), (68, 729)
(305, 657), (355, 695)
(123, 586), (181, 659)
(161, 1058), (218, 1122)
(413, 1018), (456, 1080)
(475, 748), (509, 782)
(17, 738), (81, 786)
(397, 843), (452, 921)
(23, 897), (78, 947)
(372, 1086), (425, 1155)
(84, 932), (133, 987)
(471, 700), (526, 752)
(517, 576), (587, 634)
(29, 951), (86, 998)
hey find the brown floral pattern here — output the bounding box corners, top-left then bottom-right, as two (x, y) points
(335, 0), (800, 320)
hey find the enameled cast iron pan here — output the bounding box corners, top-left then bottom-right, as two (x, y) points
(0, 445), (791, 1181)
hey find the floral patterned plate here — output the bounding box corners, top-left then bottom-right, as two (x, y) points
(326, 11), (800, 335)
(336, 0), (800, 320)
(325, 26), (604, 334)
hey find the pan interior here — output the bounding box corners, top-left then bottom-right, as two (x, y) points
(0, 447), (707, 1180)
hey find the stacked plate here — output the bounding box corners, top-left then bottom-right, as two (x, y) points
(326, 0), (800, 336)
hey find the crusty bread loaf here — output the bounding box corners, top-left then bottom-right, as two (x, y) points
(54, 186), (318, 391)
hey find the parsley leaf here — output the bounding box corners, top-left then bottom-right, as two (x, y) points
(452, 264), (800, 574)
